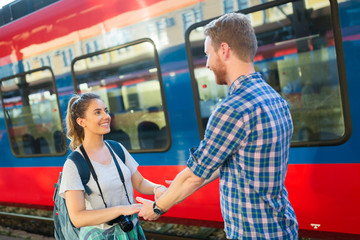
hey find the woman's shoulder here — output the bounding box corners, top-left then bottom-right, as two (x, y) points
(63, 150), (82, 172)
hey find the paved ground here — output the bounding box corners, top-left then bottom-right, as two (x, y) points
(0, 226), (54, 240)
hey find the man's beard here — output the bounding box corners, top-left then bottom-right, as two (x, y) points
(213, 57), (227, 85)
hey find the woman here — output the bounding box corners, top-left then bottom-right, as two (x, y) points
(59, 92), (166, 239)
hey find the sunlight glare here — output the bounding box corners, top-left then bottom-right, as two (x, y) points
(0, 0), (16, 8)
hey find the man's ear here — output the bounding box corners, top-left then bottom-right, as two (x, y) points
(220, 42), (231, 60)
(76, 117), (85, 128)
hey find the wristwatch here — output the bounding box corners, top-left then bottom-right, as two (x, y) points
(153, 202), (166, 216)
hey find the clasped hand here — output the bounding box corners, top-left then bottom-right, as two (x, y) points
(137, 180), (172, 220)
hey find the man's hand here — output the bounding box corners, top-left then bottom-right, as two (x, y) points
(138, 168), (206, 221)
(136, 197), (160, 221)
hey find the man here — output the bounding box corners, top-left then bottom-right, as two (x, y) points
(137, 12), (298, 239)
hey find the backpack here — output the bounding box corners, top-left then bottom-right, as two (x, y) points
(53, 140), (125, 240)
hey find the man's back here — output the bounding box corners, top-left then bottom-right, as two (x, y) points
(206, 72), (298, 239)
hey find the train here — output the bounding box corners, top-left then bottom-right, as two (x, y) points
(0, 0), (359, 237)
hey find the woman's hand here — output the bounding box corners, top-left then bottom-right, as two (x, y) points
(154, 185), (167, 201)
(120, 204), (143, 216)
(154, 180), (173, 200)
(165, 180), (173, 185)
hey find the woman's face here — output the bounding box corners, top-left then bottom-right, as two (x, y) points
(77, 99), (111, 136)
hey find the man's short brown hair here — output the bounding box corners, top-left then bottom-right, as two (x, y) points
(204, 13), (257, 62)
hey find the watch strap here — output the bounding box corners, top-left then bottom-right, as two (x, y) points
(153, 202), (166, 216)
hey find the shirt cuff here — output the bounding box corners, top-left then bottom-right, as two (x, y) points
(186, 147), (213, 180)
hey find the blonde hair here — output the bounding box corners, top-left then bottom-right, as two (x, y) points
(65, 93), (101, 150)
(204, 12), (257, 62)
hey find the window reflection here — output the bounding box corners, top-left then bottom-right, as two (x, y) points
(72, 39), (170, 151)
(0, 67), (67, 156)
(188, 0), (346, 144)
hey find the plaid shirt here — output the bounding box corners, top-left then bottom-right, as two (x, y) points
(187, 73), (298, 239)
(79, 215), (145, 240)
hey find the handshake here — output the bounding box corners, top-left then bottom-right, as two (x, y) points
(153, 184), (168, 201)
(135, 180), (172, 221)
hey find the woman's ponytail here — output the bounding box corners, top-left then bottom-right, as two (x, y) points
(65, 93), (100, 150)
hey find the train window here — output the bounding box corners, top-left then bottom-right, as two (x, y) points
(0, 0), (60, 27)
(0, 67), (67, 156)
(186, 0), (350, 146)
(71, 39), (170, 152)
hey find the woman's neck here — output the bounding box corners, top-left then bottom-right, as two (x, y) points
(82, 134), (104, 152)
(81, 135), (112, 164)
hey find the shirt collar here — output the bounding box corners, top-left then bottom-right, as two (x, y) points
(229, 72), (262, 95)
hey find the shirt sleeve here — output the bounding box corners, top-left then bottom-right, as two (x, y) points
(59, 158), (85, 198)
(187, 103), (248, 179)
